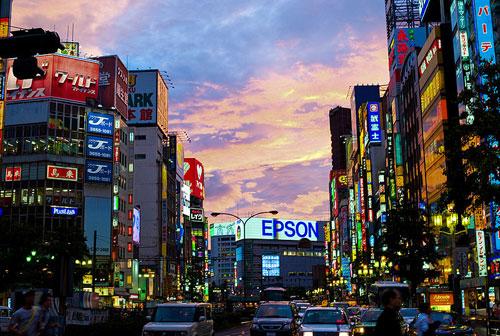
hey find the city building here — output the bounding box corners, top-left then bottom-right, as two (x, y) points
(128, 69), (170, 299)
(209, 222), (237, 289)
(234, 217), (326, 294)
(329, 106), (351, 171)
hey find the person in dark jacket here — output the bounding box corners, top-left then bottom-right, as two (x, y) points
(375, 289), (406, 336)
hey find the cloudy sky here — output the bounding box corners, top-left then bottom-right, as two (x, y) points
(13, 0), (389, 220)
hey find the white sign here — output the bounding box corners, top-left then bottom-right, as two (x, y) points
(476, 230), (488, 276)
(182, 183), (191, 216)
(235, 218), (321, 242)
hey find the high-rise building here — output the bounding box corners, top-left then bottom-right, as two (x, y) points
(128, 69), (170, 299)
(329, 106), (351, 171)
(209, 222), (236, 289)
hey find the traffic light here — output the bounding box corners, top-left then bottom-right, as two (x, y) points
(0, 28), (64, 79)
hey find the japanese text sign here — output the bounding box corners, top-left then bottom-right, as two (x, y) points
(127, 70), (157, 124)
(47, 165), (78, 181)
(476, 230), (488, 276)
(367, 102), (382, 144)
(5, 166), (21, 181)
(474, 0), (496, 63)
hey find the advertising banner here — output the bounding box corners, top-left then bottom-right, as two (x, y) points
(47, 165), (78, 181)
(388, 27), (427, 77)
(182, 183), (191, 216)
(235, 218), (322, 242)
(367, 102), (382, 143)
(133, 207), (140, 244)
(87, 112), (114, 135)
(190, 208), (204, 222)
(210, 222), (236, 237)
(5, 166), (21, 181)
(86, 135), (113, 159)
(127, 70), (157, 124)
(473, 0), (496, 63)
(85, 160), (112, 183)
(184, 158), (205, 200)
(96, 56), (128, 119)
(476, 230), (488, 276)
(6, 54), (99, 103)
(50, 206), (78, 216)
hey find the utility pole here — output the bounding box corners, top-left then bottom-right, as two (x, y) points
(91, 230), (97, 292)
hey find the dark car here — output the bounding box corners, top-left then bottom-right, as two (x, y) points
(352, 308), (382, 336)
(250, 302), (300, 336)
(409, 312), (474, 336)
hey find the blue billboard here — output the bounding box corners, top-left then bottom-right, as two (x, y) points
(50, 206), (78, 216)
(474, 0), (496, 63)
(86, 135), (113, 159)
(85, 160), (113, 183)
(367, 102), (382, 144)
(87, 112), (114, 135)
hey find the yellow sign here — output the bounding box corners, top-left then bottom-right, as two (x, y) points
(0, 101), (4, 129)
(321, 300), (328, 307)
(0, 18), (9, 39)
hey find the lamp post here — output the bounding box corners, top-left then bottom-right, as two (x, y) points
(211, 210), (278, 298)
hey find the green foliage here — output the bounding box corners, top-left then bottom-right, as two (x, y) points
(0, 219), (89, 292)
(444, 62), (500, 214)
(380, 202), (440, 291)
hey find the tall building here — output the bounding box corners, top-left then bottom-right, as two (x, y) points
(1, 54), (105, 297)
(209, 222), (236, 289)
(329, 106), (351, 171)
(128, 69), (170, 299)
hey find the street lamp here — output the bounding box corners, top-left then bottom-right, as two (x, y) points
(211, 210), (279, 298)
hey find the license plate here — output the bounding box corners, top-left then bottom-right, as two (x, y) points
(267, 333), (276, 336)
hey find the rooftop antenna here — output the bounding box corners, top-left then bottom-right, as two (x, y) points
(71, 23), (74, 42)
(66, 25), (69, 42)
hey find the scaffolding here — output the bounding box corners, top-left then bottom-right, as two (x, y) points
(385, 0), (421, 40)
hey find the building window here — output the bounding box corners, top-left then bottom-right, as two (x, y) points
(127, 259), (132, 268)
(134, 154), (146, 160)
(127, 243), (132, 252)
(128, 194), (133, 204)
(128, 163), (134, 172)
(128, 226), (132, 236)
(128, 210), (133, 220)
(126, 275), (132, 285)
(135, 135), (146, 140)
(129, 132), (134, 143)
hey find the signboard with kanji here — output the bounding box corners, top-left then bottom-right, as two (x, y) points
(47, 165), (78, 181)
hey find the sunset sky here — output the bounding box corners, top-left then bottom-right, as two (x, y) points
(13, 0), (389, 220)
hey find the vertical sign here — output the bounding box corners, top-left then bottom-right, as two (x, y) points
(476, 230), (488, 276)
(0, 0), (11, 155)
(473, 0), (496, 63)
(367, 102), (382, 143)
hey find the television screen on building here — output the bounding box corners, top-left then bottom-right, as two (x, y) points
(262, 255), (280, 277)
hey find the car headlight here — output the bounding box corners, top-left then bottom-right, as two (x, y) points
(178, 332), (188, 336)
(142, 331), (152, 336)
(339, 333), (349, 336)
(282, 324), (291, 330)
(303, 332), (313, 336)
(355, 327), (365, 334)
(251, 324), (260, 330)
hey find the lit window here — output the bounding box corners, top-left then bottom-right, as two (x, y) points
(128, 163), (134, 172)
(126, 275), (132, 285)
(127, 243), (132, 252)
(128, 210), (133, 220)
(128, 194), (133, 204)
(127, 259), (132, 268)
(129, 132), (134, 143)
(128, 226), (132, 236)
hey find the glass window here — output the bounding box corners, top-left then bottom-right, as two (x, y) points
(302, 310), (347, 324)
(135, 154), (146, 160)
(426, 158), (447, 197)
(256, 305), (292, 318)
(153, 307), (196, 323)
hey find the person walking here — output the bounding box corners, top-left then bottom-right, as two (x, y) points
(8, 290), (41, 336)
(375, 289), (406, 336)
(415, 302), (432, 336)
(38, 293), (60, 336)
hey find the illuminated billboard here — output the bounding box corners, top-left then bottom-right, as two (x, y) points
(133, 207), (140, 244)
(184, 158), (205, 200)
(473, 0), (496, 63)
(367, 102), (382, 144)
(210, 222), (236, 237)
(86, 135), (113, 159)
(235, 218), (322, 242)
(87, 112), (114, 135)
(128, 70), (163, 125)
(262, 255), (280, 277)
(85, 161), (112, 183)
(96, 55), (128, 119)
(6, 54), (99, 103)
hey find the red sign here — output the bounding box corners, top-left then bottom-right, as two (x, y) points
(95, 55), (128, 119)
(6, 54), (99, 103)
(184, 158), (205, 200)
(5, 166), (21, 181)
(47, 165), (78, 181)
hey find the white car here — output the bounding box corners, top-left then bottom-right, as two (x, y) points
(0, 306), (11, 333)
(295, 303), (311, 318)
(142, 303), (214, 336)
(300, 307), (351, 336)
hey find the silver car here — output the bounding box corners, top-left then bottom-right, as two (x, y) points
(300, 307), (351, 336)
(142, 303), (214, 336)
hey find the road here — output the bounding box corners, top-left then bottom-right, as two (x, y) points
(215, 322), (250, 336)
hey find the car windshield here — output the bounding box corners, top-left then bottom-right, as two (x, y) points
(400, 308), (419, 317)
(256, 305), (292, 318)
(347, 308), (360, 316)
(153, 307), (196, 322)
(302, 310), (347, 324)
(430, 312), (454, 325)
(361, 310), (382, 322)
(297, 304), (309, 312)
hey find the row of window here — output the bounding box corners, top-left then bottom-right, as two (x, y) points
(282, 251), (323, 257)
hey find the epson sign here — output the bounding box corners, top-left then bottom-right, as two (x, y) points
(235, 218), (321, 242)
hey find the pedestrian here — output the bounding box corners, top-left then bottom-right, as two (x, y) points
(414, 302), (432, 336)
(38, 293), (60, 336)
(493, 300), (500, 320)
(8, 290), (41, 336)
(375, 289), (405, 336)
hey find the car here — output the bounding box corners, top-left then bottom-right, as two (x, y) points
(408, 311), (474, 336)
(142, 303), (214, 336)
(0, 306), (11, 334)
(299, 307), (351, 336)
(250, 302), (300, 336)
(346, 307), (363, 324)
(329, 302), (350, 311)
(352, 308), (383, 336)
(295, 303), (311, 319)
(400, 308), (419, 325)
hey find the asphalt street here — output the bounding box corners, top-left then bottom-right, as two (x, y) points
(215, 322), (251, 336)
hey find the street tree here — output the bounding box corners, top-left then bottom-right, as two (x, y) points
(380, 202), (440, 294)
(443, 62), (500, 223)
